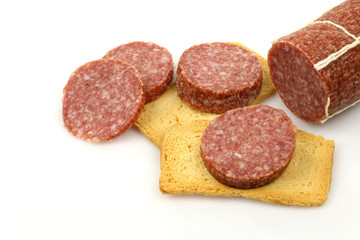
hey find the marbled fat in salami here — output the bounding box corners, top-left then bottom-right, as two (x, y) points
(268, 0), (360, 123)
(177, 42), (262, 113)
(62, 59), (145, 142)
(201, 105), (296, 189)
(103, 41), (173, 103)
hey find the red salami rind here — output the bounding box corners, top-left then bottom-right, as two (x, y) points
(103, 41), (173, 103)
(177, 42), (262, 113)
(200, 105), (296, 189)
(268, 0), (360, 123)
(62, 59), (145, 142)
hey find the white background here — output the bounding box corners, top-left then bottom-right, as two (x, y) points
(1, 0), (359, 239)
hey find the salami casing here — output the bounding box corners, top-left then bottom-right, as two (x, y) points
(268, 0), (360, 123)
(177, 42), (262, 113)
(62, 59), (145, 142)
(103, 41), (173, 103)
(200, 105), (296, 189)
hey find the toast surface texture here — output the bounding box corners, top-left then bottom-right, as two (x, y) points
(134, 42), (275, 147)
(160, 120), (335, 207)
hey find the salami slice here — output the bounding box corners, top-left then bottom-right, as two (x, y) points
(62, 59), (145, 142)
(200, 105), (296, 189)
(176, 42), (262, 113)
(103, 41), (173, 103)
(268, 0), (360, 123)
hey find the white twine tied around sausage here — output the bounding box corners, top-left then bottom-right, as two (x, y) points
(271, 20), (360, 123)
(311, 20), (360, 123)
(312, 20), (360, 70)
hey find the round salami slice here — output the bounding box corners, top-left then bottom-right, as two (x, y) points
(200, 105), (296, 189)
(103, 41), (173, 103)
(268, 0), (360, 123)
(176, 42), (262, 113)
(62, 59), (145, 142)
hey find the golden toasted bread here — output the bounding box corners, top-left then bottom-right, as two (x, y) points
(160, 120), (335, 207)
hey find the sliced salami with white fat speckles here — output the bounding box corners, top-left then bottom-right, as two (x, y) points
(103, 41), (173, 103)
(200, 105), (296, 189)
(62, 59), (145, 142)
(177, 42), (262, 113)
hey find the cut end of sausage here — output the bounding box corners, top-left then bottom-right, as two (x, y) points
(176, 42), (263, 113)
(268, 42), (328, 123)
(200, 105), (296, 189)
(62, 59), (145, 142)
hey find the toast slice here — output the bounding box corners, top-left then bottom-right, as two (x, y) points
(160, 120), (335, 207)
(134, 42), (275, 147)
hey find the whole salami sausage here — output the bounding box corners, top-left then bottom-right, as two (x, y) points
(268, 0), (360, 123)
(177, 42), (262, 113)
(103, 41), (173, 103)
(62, 59), (145, 142)
(200, 105), (296, 189)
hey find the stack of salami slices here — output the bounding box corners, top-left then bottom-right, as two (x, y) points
(62, 39), (299, 190)
(62, 42), (174, 142)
